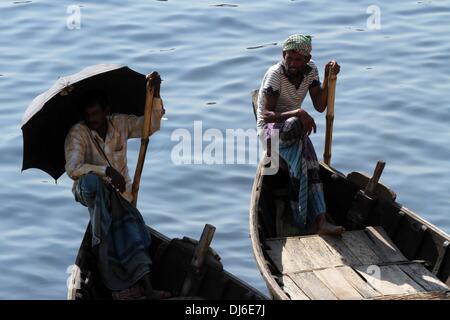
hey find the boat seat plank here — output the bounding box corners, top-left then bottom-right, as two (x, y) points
(289, 271), (338, 300)
(266, 227), (449, 299)
(266, 243), (302, 274)
(338, 266), (381, 298)
(281, 275), (310, 300)
(355, 264), (425, 295)
(267, 238), (316, 274)
(321, 235), (362, 266)
(298, 236), (343, 269)
(399, 263), (450, 292)
(365, 226), (407, 263)
(313, 267), (364, 299)
(341, 231), (384, 265)
(283, 238), (317, 271)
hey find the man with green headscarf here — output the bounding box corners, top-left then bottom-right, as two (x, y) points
(256, 34), (344, 236)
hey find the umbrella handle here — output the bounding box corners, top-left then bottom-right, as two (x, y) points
(131, 83), (155, 207)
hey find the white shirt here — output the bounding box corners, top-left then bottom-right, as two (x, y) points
(256, 61), (320, 135)
(64, 98), (164, 202)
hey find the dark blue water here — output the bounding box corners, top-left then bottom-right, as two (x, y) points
(0, 0), (449, 299)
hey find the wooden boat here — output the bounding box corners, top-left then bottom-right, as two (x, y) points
(68, 224), (267, 300)
(249, 90), (450, 300)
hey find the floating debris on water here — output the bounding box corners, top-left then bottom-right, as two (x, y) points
(366, 67), (373, 70)
(206, 102), (217, 106)
(148, 48), (176, 53)
(209, 4), (239, 8)
(159, 48), (176, 52)
(13, 0), (32, 4)
(246, 42), (278, 50)
(355, 28), (365, 32)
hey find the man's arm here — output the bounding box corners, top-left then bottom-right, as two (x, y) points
(128, 71), (165, 139)
(309, 60), (340, 113)
(64, 130), (107, 180)
(127, 98), (164, 139)
(262, 91), (317, 136)
(262, 93), (298, 123)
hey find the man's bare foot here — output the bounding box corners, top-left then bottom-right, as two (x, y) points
(146, 289), (172, 300)
(316, 214), (345, 236)
(140, 273), (172, 300)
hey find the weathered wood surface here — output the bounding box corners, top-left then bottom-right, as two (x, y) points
(399, 263), (450, 292)
(314, 267), (363, 299)
(355, 264), (425, 296)
(289, 271), (338, 300)
(266, 237), (315, 274)
(365, 226), (407, 263)
(338, 266), (379, 299)
(373, 291), (450, 300)
(341, 230), (384, 265)
(281, 275), (310, 300)
(347, 171), (396, 201)
(266, 227), (449, 300)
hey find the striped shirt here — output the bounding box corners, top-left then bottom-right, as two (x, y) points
(64, 98), (164, 203)
(256, 61), (321, 134)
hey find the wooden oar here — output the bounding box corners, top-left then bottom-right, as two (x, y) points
(131, 81), (155, 207)
(324, 67), (337, 166)
(347, 160), (386, 229)
(180, 224), (216, 297)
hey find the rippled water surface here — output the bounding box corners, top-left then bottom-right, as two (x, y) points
(1, 0), (449, 299)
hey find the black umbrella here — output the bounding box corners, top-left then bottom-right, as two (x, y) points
(21, 64), (147, 180)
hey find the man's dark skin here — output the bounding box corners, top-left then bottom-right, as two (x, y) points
(262, 50), (340, 136)
(82, 71), (170, 299)
(83, 72), (162, 194)
(262, 50), (344, 236)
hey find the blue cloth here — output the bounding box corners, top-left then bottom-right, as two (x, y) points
(73, 173), (152, 291)
(264, 117), (326, 229)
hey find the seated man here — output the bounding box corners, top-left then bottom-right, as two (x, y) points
(257, 34), (345, 236)
(64, 72), (170, 299)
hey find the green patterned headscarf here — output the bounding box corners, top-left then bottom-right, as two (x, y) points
(282, 34), (312, 56)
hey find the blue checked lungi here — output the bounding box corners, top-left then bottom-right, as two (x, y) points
(263, 116), (326, 229)
(73, 173), (152, 291)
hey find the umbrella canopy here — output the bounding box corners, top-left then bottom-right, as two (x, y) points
(21, 64), (147, 180)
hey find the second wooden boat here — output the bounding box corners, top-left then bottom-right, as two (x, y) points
(249, 90), (450, 300)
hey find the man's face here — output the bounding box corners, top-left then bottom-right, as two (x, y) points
(83, 103), (108, 131)
(283, 51), (311, 76)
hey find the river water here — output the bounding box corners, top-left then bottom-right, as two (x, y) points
(0, 0), (449, 299)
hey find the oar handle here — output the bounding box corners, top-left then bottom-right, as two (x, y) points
(324, 71), (337, 166)
(131, 83), (155, 207)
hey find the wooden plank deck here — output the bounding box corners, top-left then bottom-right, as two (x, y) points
(266, 227), (450, 300)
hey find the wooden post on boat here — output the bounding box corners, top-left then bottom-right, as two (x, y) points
(364, 161), (386, 198)
(131, 79), (155, 207)
(347, 160), (386, 229)
(324, 67), (337, 166)
(180, 224), (216, 297)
